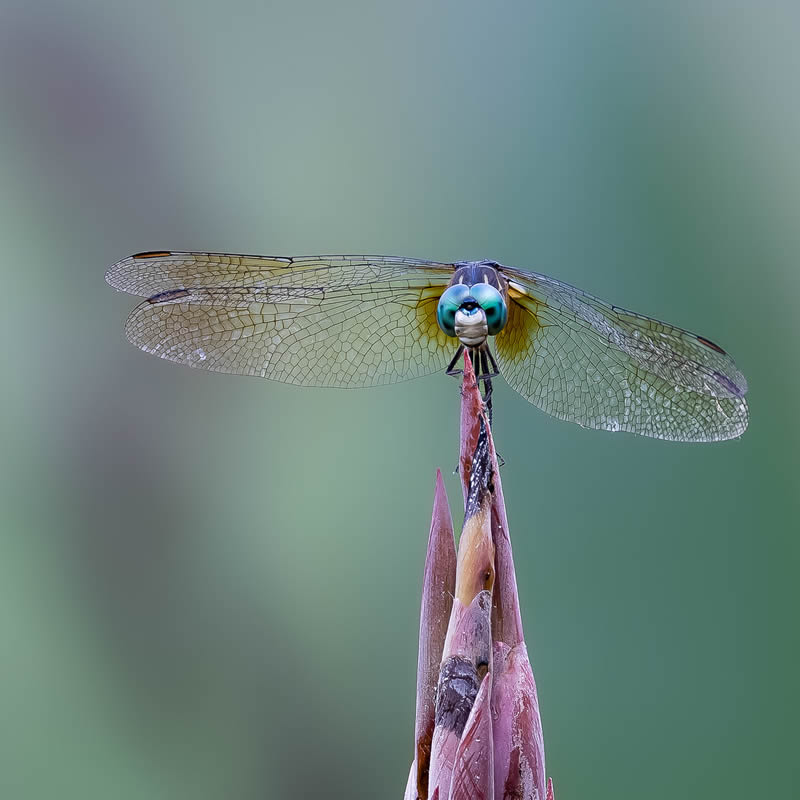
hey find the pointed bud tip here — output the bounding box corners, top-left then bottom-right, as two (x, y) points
(426, 469), (456, 559)
(463, 347), (475, 378)
(433, 469), (449, 514)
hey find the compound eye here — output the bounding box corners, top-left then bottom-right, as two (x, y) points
(436, 284), (470, 337)
(470, 283), (508, 335)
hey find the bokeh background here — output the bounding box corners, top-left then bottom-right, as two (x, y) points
(1, 1), (798, 798)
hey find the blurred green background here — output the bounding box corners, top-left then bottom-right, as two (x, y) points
(1, 1), (798, 798)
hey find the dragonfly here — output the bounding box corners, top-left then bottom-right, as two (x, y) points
(106, 251), (749, 442)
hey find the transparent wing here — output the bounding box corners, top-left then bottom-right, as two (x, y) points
(494, 264), (749, 442)
(108, 252), (456, 387)
(106, 251), (454, 297)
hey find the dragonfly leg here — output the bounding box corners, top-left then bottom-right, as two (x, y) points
(472, 345), (499, 381)
(446, 344), (465, 376)
(480, 380), (505, 465)
(472, 344), (499, 429)
(485, 346), (500, 379)
(482, 376), (494, 428)
(479, 355), (504, 465)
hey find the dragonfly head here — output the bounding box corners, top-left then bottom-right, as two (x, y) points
(437, 281), (508, 346)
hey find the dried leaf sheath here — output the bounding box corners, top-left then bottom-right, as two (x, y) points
(413, 472), (457, 798)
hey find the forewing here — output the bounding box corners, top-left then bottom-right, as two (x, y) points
(108, 251), (456, 387)
(495, 265), (749, 442)
(106, 251), (454, 297)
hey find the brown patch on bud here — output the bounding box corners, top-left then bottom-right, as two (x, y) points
(454, 504), (495, 606)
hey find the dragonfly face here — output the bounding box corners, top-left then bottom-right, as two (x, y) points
(436, 262), (509, 347)
(106, 251), (749, 442)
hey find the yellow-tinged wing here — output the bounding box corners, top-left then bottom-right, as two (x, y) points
(495, 264), (749, 442)
(107, 251), (456, 387)
(107, 251), (750, 441)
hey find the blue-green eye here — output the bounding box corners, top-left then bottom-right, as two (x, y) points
(436, 284), (470, 336)
(470, 283), (508, 335)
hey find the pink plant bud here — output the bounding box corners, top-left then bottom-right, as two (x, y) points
(409, 348), (554, 799)
(429, 591), (493, 798)
(448, 672), (494, 800)
(412, 470), (457, 797)
(491, 641), (546, 800)
(454, 355), (496, 613)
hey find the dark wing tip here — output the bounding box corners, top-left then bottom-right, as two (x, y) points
(696, 334), (727, 355)
(133, 250), (173, 259)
